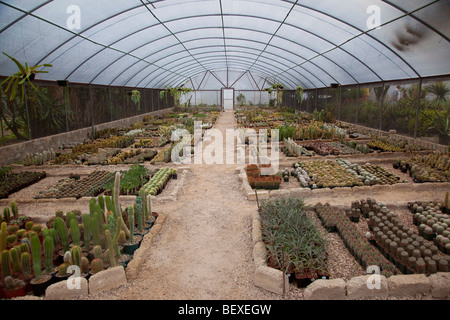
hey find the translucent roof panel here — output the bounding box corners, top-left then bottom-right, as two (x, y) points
(0, 0), (448, 90)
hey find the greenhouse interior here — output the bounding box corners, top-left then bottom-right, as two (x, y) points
(0, 0), (449, 304)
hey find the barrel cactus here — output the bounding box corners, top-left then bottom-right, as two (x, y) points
(90, 258), (104, 274)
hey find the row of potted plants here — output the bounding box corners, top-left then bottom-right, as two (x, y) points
(0, 172), (158, 298)
(245, 164), (282, 190)
(393, 152), (449, 183)
(140, 167), (175, 196)
(0, 170), (47, 199)
(315, 202), (396, 277)
(260, 197), (329, 288)
(363, 200), (450, 275)
(34, 170), (115, 199)
(409, 197), (450, 254)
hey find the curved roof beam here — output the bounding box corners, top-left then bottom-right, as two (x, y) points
(110, 25), (345, 89)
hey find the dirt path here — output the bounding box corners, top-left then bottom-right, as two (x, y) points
(88, 110), (281, 300)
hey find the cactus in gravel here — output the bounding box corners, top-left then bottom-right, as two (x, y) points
(21, 252), (31, 276)
(90, 258), (104, 274)
(113, 172), (121, 218)
(10, 201), (18, 220)
(118, 230), (126, 244)
(82, 214), (91, 251)
(10, 247), (21, 274)
(70, 218), (80, 246)
(93, 245), (103, 259)
(25, 221), (33, 231)
(31, 235), (42, 280)
(71, 245), (81, 268)
(105, 195), (113, 212)
(3, 207), (10, 223)
(105, 230), (116, 267)
(112, 216), (122, 258)
(1, 250), (12, 277)
(147, 194), (152, 221)
(1, 221), (7, 252)
(90, 214), (101, 248)
(44, 236), (54, 274)
(98, 195), (105, 213)
(80, 256), (89, 273)
(65, 211), (76, 228)
(19, 242), (29, 254)
(58, 262), (70, 276)
(55, 217), (70, 252)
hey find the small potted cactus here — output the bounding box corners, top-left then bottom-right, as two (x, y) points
(3, 276), (27, 299)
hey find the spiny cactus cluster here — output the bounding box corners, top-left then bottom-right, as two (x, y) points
(24, 149), (55, 166)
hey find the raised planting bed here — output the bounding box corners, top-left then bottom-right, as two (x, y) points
(55, 135), (135, 165)
(34, 171), (115, 199)
(0, 186), (159, 298)
(315, 202), (397, 277)
(0, 171), (47, 199)
(360, 199), (450, 275)
(103, 164), (153, 196)
(140, 167), (175, 196)
(291, 158), (406, 189)
(245, 164), (282, 190)
(408, 199), (450, 255)
(260, 197), (330, 287)
(393, 152), (450, 183)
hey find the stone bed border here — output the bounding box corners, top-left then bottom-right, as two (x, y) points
(240, 166), (450, 299)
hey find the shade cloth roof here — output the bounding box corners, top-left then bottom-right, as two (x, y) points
(0, 0), (449, 90)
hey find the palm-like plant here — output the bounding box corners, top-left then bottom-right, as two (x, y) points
(0, 52), (52, 102)
(426, 81), (449, 109)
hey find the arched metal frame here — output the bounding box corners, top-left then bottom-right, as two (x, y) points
(0, 0), (448, 90)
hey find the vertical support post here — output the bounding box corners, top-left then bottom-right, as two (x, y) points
(64, 85), (70, 132)
(338, 85), (342, 121)
(379, 82), (385, 130)
(108, 86), (113, 122)
(356, 85), (360, 124)
(90, 85), (95, 136)
(315, 88), (318, 111)
(414, 78), (423, 139)
(23, 85), (31, 140)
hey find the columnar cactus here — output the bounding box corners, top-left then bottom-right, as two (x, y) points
(70, 218), (80, 246)
(128, 206), (134, 244)
(19, 242), (29, 254)
(90, 258), (104, 274)
(44, 236), (54, 274)
(1, 221), (7, 252)
(10, 247), (21, 274)
(136, 196), (143, 233)
(25, 221), (34, 231)
(82, 214), (91, 251)
(71, 245), (82, 268)
(55, 217), (70, 252)
(65, 211), (76, 228)
(1, 250), (12, 277)
(146, 195), (152, 221)
(98, 195), (105, 213)
(112, 216), (123, 258)
(3, 207), (10, 223)
(31, 235), (42, 280)
(113, 172), (121, 218)
(21, 252), (31, 275)
(105, 230), (116, 267)
(90, 214), (101, 248)
(10, 201), (18, 220)
(89, 198), (97, 217)
(105, 195), (113, 213)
